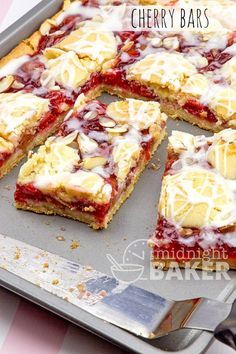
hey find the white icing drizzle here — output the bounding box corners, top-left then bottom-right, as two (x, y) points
(200, 84), (236, 120)
(56, 2), (100, 25)
(41, 50), (91, 90)
(56, 22), (118, 66)
(0, 93), (49, 142)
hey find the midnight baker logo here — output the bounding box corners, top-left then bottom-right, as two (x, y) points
(107, 239), (231, 284)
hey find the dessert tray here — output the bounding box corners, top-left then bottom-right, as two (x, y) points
(0, 0), (235, 353)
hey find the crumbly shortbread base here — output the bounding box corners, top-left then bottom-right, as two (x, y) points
(15, 128), (166, 229)
(0, 114), (65, 179)
(0, 42), (33, 70)
(103, 85), (150, 100)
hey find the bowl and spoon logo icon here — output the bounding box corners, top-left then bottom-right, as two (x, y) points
(107, 239), (149, 283)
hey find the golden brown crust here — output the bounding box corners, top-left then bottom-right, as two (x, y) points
(26, 0), (79, 52)
(103, 85), (150, 100)
(0, 1), (74, 71)
(15, 201), (101, 229)
(160, 101), (224, 133)
(0, 42), (34, 71)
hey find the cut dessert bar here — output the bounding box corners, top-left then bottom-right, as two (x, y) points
(149, 129), (236, 270)
(15, 96), (167, 229)
(0, 91), (71, 179)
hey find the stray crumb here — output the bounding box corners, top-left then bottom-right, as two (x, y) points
(123, 237), (127, 241)
(28, 150), (33, 158)
(56, 235), (65, 242)
(52, 279), (59, 285)
(149, 159), (161, 171)
(14, 247), (21, 260)
(77, 282), (86, 293)
(43, 262), (49, 268)
(60, 227), (66, 232)
(4, 185), (11, 191)
(68, 287), (74, 292)
(70, 241), (80, 250)
(179, 228), (193, 237)
(85, 265), (93, 271)
(99, 290), (107, 298)
(84, 206), (95, 212)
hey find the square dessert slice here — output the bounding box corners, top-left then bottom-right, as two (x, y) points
(0, 91), (68, 179)
(150, 129), (236, 270)
(15, 96), (167, 229)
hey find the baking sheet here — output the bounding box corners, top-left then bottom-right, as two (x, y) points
(0, 1), (236, 353)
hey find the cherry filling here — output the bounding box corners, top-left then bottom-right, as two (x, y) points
(14, 167), (120, 223)
(16, 59), (46, 88)
(0, 151), (11, 168)
(79, 72), (103, 95)
(103, 68), (157, 100)
(14, 183), (111, 223)
(182, 99), (218, 123)
(153, 217), (236, 262)
(45, 90), (75, 113)
(37, 14), (89, 52)
(200, 50), (232, 72)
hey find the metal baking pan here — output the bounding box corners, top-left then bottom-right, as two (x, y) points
(0, 1), (236, 353)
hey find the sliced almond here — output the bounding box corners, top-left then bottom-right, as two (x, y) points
(0, 75), (14, 93)
(122, 40), (134, 52)
(77, 133), (98, 154)
(48, 30), (65, 37)
(74, 93), (87, 110)
(150, 37), (162, 48)
(12, 80), (25, 89)
(179, 228), (193, 237)
(106, 125), (128, 134)
(40, 19), (56, 36)
(51, 85), (61, 91)
(64, 109), (74, 121)
(163, 37), (179, 50)
(84, 111), (98, 120)
(99, 117), (116, 128)
(82, 156), (107, 170)
(43, 47), (65, 60)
